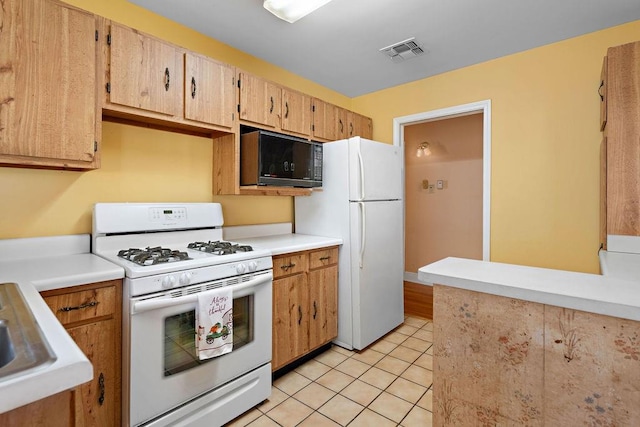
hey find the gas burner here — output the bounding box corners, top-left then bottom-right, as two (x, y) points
(187, 241), (253, 256)
(118, 247), (191, 266)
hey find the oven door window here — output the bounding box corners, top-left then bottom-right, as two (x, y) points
(163, 294), (254, 376)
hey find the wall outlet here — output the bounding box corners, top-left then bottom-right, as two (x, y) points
(428, 184), (435, 193)
(436, 180), (448, 190)
(422, 179), (429, 189)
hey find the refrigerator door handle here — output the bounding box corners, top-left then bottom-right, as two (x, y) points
(357, 141), (365, 200)
(359, 201), (366, 268)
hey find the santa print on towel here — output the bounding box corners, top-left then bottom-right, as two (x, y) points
(196, 288), (233, 360)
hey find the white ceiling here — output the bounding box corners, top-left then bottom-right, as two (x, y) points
(127, 0), (640, 98)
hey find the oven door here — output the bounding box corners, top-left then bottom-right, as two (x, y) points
(126, 271), (272, 427)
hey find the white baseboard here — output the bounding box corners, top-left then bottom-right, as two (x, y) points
(404, 271), (432, 286)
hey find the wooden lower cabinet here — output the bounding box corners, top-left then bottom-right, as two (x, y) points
(273, 273), (309, 367)
(0, 390), (74, 427)
(272, 247), (339, 371)
(41, 280), (122, 427)
(308, 265), (338, 349)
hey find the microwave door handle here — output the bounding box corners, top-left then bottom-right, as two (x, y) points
(131, 272), (273, 314)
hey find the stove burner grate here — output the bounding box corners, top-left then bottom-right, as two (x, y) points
(118, 247), (191, 266)
(187, 241), (253, 256)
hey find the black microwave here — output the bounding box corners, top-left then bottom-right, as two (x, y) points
(240, 130), (323, 188)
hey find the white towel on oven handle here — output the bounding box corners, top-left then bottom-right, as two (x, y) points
(195, 287), (233, 360)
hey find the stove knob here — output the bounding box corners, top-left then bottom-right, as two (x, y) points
(161, 275), (176, 289)
(248, 261), (258, 272)
(236, 263), (247, 274)
(179, 272), (192, 286)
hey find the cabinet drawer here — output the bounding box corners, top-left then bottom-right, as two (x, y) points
(43, 285), (116, 325)
(309, 247), (339, 269)
(273, 253), (308, 278)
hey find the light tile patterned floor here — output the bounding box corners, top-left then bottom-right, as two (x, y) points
(226, 316), (433, 427)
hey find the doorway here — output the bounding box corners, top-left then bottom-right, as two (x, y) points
(393, 100), (491, 317)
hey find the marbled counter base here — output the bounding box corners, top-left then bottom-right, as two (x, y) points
(433, 285), (640, 426)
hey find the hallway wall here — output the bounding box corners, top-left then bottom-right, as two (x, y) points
(404, 114), (483, 273)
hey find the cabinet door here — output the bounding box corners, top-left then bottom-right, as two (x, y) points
(0, 390), (73, 427)
(600, 56), (608, 132)
(606, 41), (640, 238)
(347, 111), (373, 139)
(337, 107), (349, 140)
(281, 88), (311, 137)
(109, 23), (183, 117)
(308, 265), (338, 350)
(272, 274), (309, 370)
(185, 53), (235, 128)
(238, 72), (281, 128)
(0, 0), (98, 167)
(42, 280), (122, 427)
(312, 99), (339, 141)
(68, 319), (118, 427)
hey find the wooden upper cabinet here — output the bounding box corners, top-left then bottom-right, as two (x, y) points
(238, 71), (281, 129)
(600, 56), (608, 132)
(281, 88), (311, 137)
(312, 99), (339, 141)
(0, 0), (99, 170)
(184, 53), (235, 129)
(604, 41), (640, 239)
(337, 107), (349, 140)
(347, 111), (373, 139)
(108, 23), (183, 117)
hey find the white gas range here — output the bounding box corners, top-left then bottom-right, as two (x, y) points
(92, 203), (273, 427)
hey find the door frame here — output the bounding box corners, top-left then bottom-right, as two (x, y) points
(393, 99), (491, 282)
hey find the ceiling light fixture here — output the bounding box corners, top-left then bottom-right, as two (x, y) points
(416, 142), (431, 157)
(263, 0), (333, 23)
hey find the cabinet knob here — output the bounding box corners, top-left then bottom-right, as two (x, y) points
(191, 76), (197, 99)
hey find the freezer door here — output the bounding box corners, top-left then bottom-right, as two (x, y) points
(348, 138), (403, 201)
(349, 200), (404, 350)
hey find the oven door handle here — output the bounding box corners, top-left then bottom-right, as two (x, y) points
(131, 272), (273, 314)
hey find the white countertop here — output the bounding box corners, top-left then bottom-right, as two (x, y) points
(599, 250), (640, 281)
(232, 233), (343, 255)
(224, 223), (342, 255)
(0, 235), (124, 414)
(419, 257), (640, 322)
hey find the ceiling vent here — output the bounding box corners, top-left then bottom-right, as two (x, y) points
(379, 37), (425, 63)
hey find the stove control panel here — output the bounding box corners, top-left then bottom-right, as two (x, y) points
(149, 207), (187, 225)
(161, 275), (176, 289)
(128, 255), (274, 297)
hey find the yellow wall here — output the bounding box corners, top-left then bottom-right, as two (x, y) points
(353, 20), (640, 274)
(1, 0), (639, 274)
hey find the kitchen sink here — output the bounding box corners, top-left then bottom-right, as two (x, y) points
(0, 283), (56, 381)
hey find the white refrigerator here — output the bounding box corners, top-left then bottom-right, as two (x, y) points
(295, 137), (404, 350)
